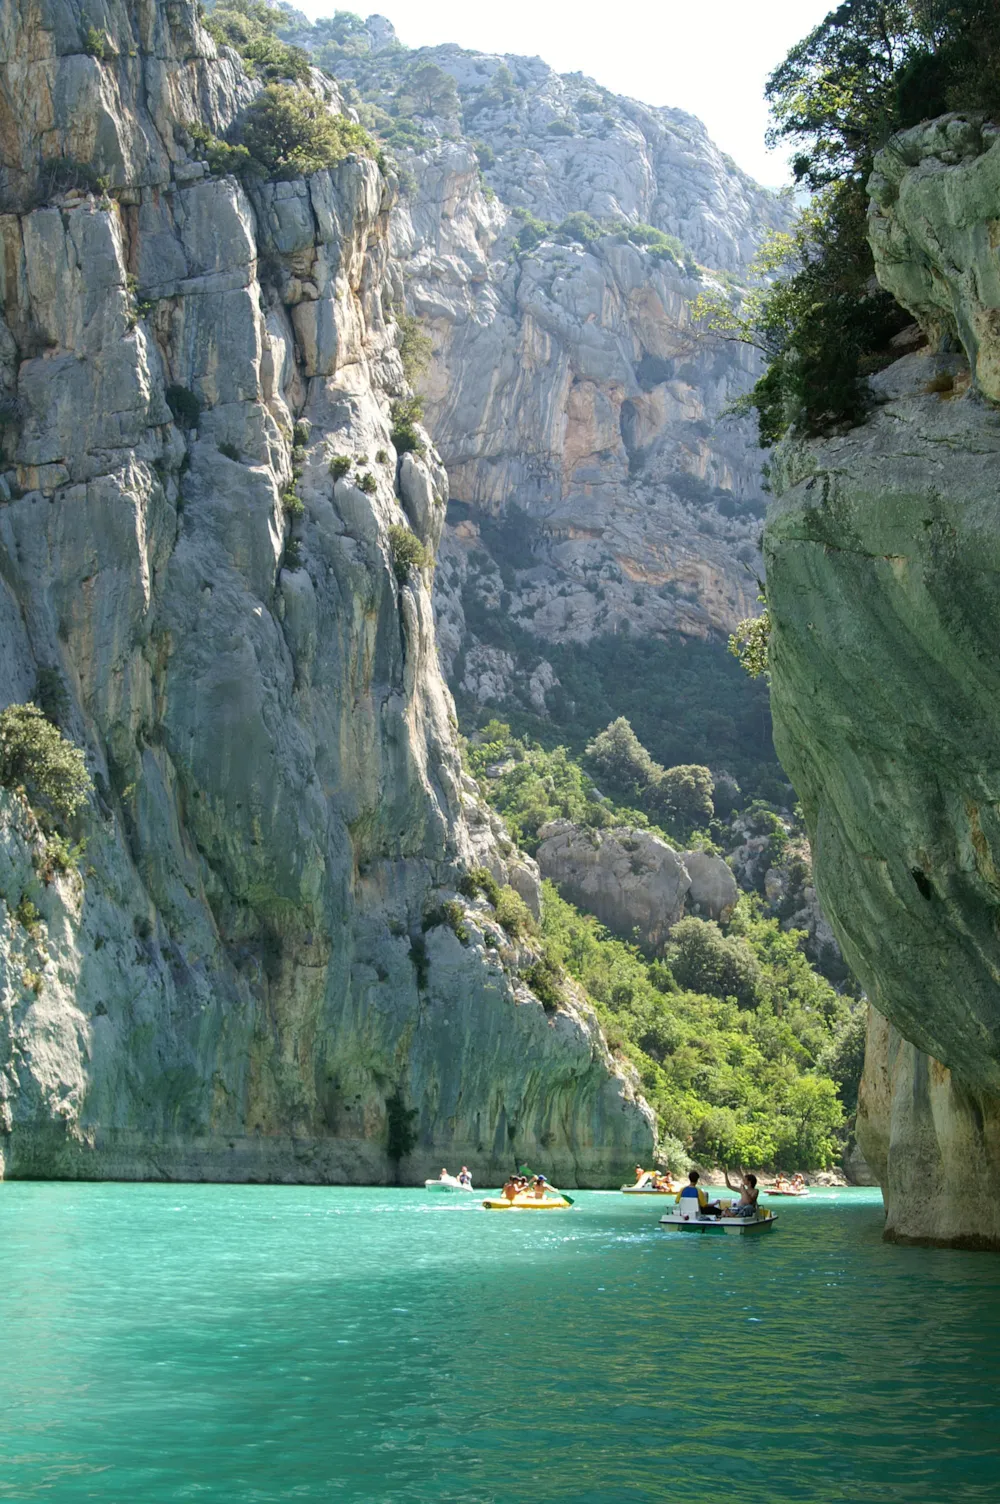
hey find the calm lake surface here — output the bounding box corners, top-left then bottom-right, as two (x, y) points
(2, 1183), (999, 1502)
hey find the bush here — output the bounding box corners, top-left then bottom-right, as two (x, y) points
(668, 917), (763, 1010)
(458, 866), (502, 906)
(729, 607), (770, 680)
(547, 119), (575, 136)
(524, 954), (565, 1014)
(292, 419), (311, 446)
(399, 314), (432, 383)
(494, 885), (536, 939)
(282, 487), (304, 518)
(357, 471), (377, 494)
(165, 384), (201, 429)
(646, 765), (715, 836)
(186, 120), (253, 179)
(234, 85), (375, 179)
(442, 899), (470, 945)
(0, 703), (92, 828)
(390, 396), (425, 455)
(387, 524), (430, 584)
(585, 717), (656, 801)
(329, 453), (352, 480)
(83, 26), (109, 59)
(283, 537), (303, 570)
(376, 448), (389, 465)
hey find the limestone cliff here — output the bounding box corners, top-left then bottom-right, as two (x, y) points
(281, 12), (788, 718)
(0, 0), (653, 1184)
(765, 115), (1000, 1245)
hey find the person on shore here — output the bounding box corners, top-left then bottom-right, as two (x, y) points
(724, 1167), (759, 1218)
(676, 1169), (721, 1218)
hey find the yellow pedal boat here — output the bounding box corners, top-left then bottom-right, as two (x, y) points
(482, 1193), (571, 1210)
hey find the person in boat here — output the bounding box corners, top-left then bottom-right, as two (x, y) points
(501, 1176), (520, 1202)
(653, 1171), (676, 1193)
(633, 1165), (649, 1186)
(530, 1175), (551, 1200)
(724, 1167), (759, 1218)
(458, 1166), (472, 1187)
(676, 1169), (721, 1218)
(792, 1173), (806, 1191)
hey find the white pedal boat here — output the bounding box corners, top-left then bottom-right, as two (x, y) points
(424, 1174), (475, 1193)
(659, 1208), (778, 1235)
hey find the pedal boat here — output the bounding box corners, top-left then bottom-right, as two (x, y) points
(424, 1174), (475, 1193)
(659, 1207), (777, 1235)
(621, 1179), (677, 1195)
(482, 1193), (570, 1210)
(764, 1187), (810, 1197)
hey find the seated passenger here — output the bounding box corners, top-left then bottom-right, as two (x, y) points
(531, 1176), (549, 1200)
(458, 1166), (472, 1187)
(501, 1176), (519, 1202)
(676, 1169), (721, 1217)
(633, 1165), (648, 1186)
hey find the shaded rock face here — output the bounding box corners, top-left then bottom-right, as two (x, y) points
(535, 821), (736, 950)
(766, 116), (1000, 1244)
(0, 0), (653, 1185)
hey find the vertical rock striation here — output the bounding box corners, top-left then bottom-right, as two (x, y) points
(0, 0), (653, 1184)
(766, 115), (1000, 1245)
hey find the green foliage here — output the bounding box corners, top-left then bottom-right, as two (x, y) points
(15, 895), (43, 936)
(206, 1), (312, 79)
(524, 953), (566, 1014)
(40, 831), (85, 883)
(292, 419), (311, 446)
(356, 471), (377, 494)
(83, 25), (110, 59)
(0, 703), (93, 829)
(729, 606), (771, 679)
(442, 899), (469, 945)
(375, 448), (389, 465)
(541, 883), (854, 1168)
(586, 717), (656, 801)
(397, 61), (460, 118)
(389, 396), (425, 455)
(386, 1089), (418, 1165)
(398, 314), (432, 384)
(458, 866), (502, 906)
(283, 536), (303, 570)
(646, 765), (715, 836)
(700, 1), (1000, 442)
(165, 384), (202, 429)
(329, 453), (352, 479)
(186, 120), (253, 178)
(668, 917), (763, 1010)
(546, 119), (576, 136)
(387, 524), (430, 583)
(282, 486), (304, 518)
(494, 885), (536, 939)
(234, 84), (375, 179)
(453, 568), (782, 806)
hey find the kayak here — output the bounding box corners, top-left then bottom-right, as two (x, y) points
(482, 1194), (570, 1210)
(659, 1209), (778, 1236)
(424, 1175), (475, 1193)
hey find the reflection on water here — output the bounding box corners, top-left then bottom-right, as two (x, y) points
(1, 1185), (999, 1502)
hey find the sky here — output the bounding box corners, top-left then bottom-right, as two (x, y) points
(291, 0), (836, 184)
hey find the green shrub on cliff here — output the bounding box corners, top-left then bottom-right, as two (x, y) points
(234, 85), (375, 178)
(387, 524), (430, 583)
(698, 1), (1000, 443)
(0, 703), (92, 829)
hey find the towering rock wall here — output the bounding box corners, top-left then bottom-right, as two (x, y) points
(765, 115), (1000, 1246)
(0, 0), (653, 1184)
(288, 14), (788, 717)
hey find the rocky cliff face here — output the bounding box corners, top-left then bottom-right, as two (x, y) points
(765, 115), (1000, 1245)
(0, 0), (653, 1184)
(285, 14), (788, 718)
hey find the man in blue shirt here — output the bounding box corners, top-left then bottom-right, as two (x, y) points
(676, 1169), (721, 1218)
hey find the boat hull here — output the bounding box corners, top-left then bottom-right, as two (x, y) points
(424, 1178), (474, 1193)
(482, 1197), (570, 1210)
(659, 1212), (777, 1235)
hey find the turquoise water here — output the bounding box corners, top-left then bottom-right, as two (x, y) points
(2, 1185), (1000, 1502)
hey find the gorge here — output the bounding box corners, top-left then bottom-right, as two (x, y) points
(5, 0), (999, 1255)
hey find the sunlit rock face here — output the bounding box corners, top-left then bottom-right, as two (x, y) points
(766, 114), (1000, 1246)
(288, 13), (788, 716)
(0, 0), (654, 1186)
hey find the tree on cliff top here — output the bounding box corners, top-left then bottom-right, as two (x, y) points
(698, 0), (1000, 443)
